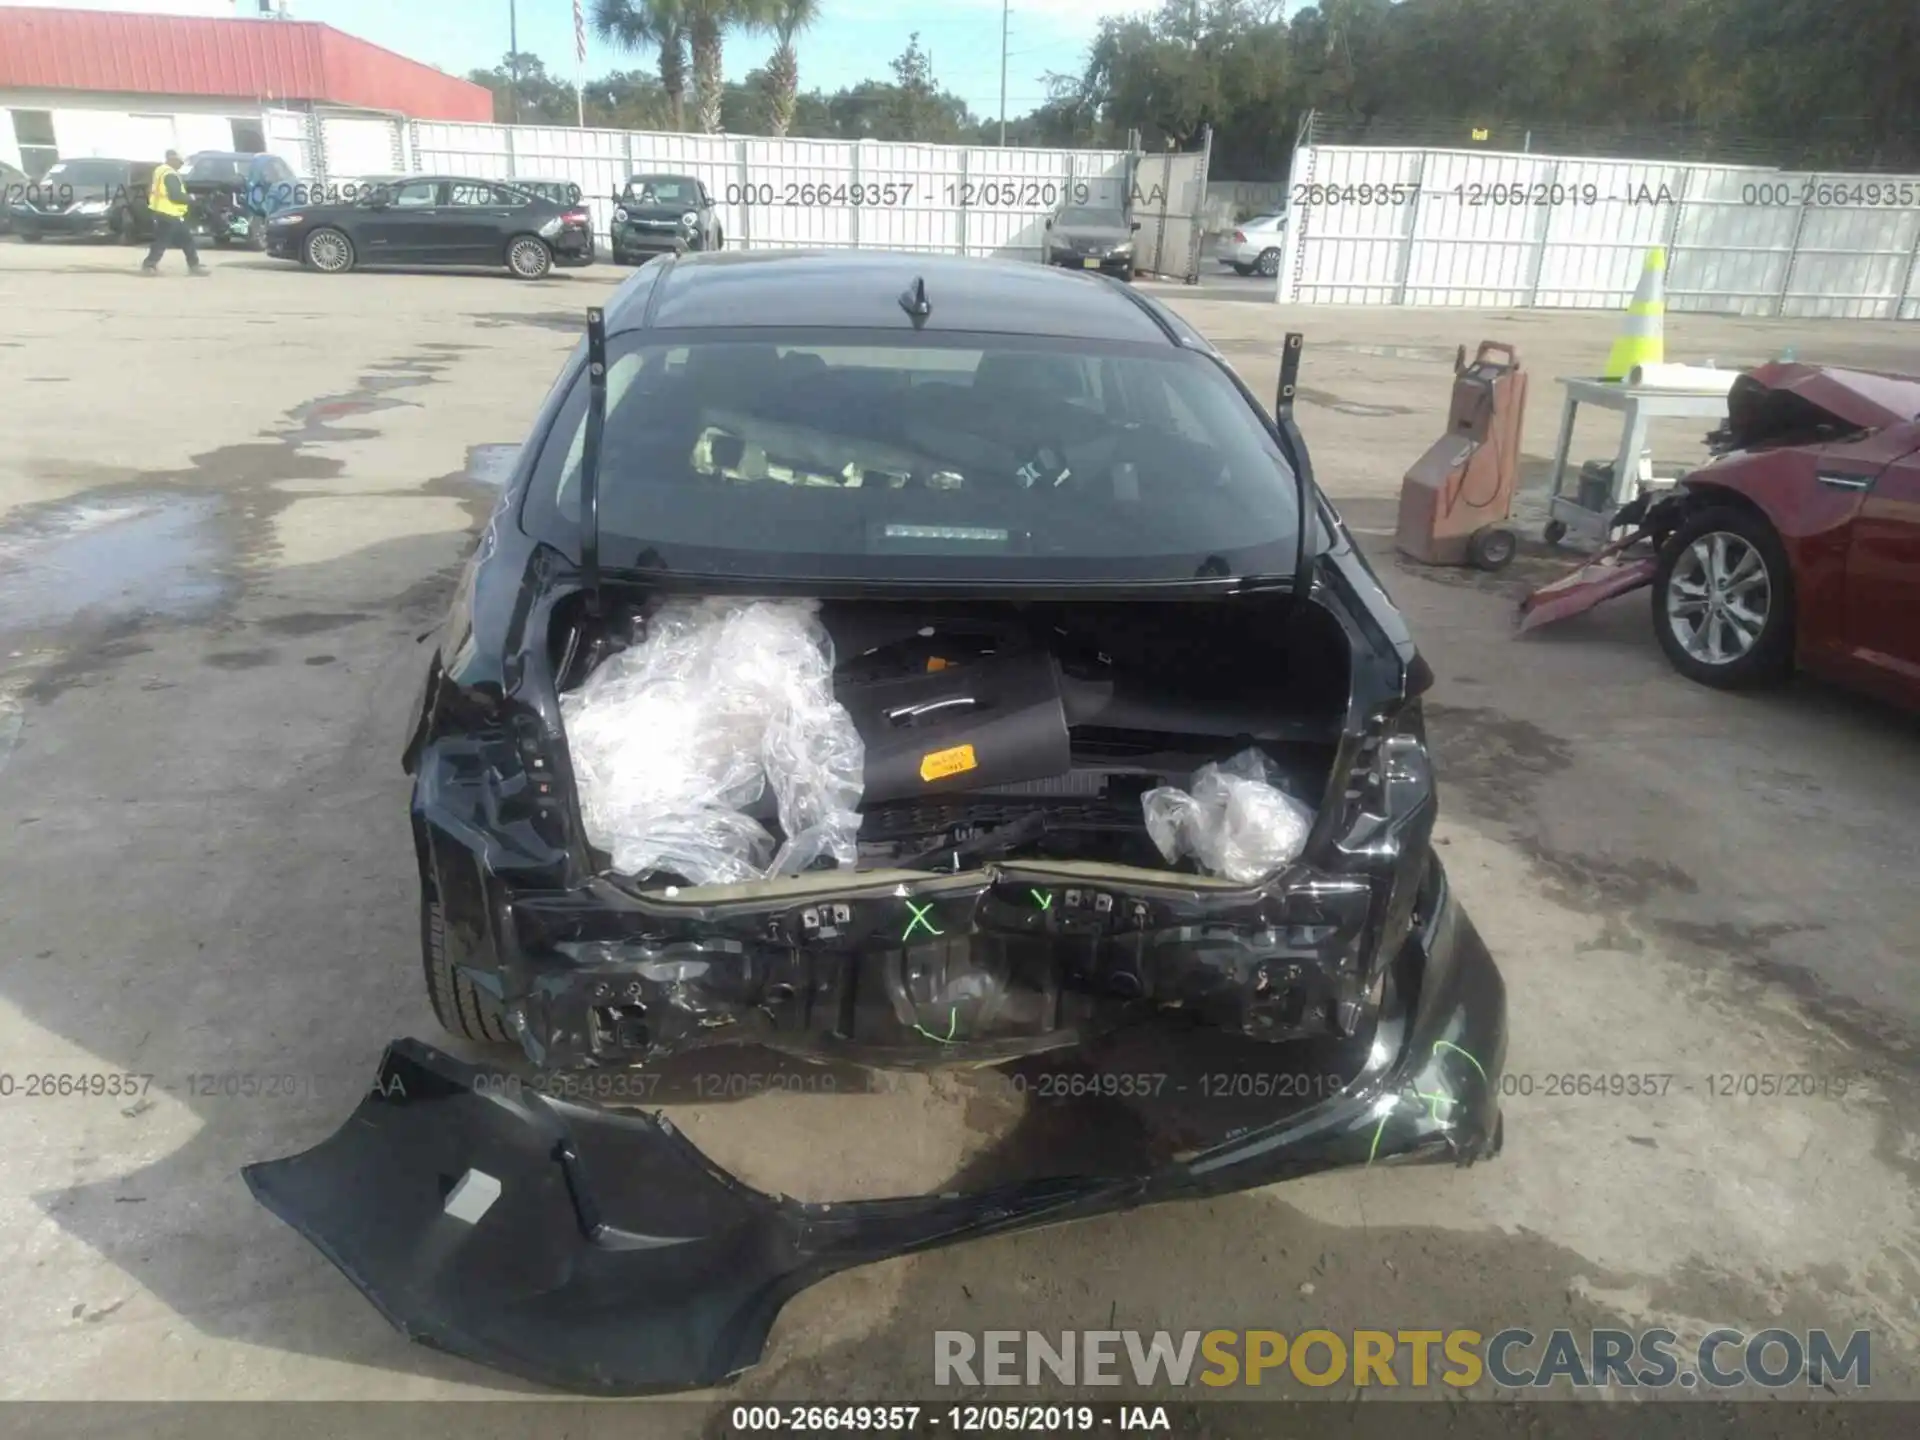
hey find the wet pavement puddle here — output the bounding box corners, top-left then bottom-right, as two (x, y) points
(0, 493), (226, 637)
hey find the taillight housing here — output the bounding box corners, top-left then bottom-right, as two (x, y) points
(562, 207), (591, 227)
(1232, 229), (1246, 243)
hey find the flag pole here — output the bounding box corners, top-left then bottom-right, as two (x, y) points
(574, 0), (588, 127)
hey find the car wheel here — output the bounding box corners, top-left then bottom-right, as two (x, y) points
(507, 235), (553, 279)
(304, 226), (355, 273)
(1257, 247), (1282, 277)
(1652, 505), (1795, 690)
(713, 226), (724, 250)
(421, 890), (513, 1046)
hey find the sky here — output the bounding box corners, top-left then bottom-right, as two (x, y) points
(289, 0), (1165, 122)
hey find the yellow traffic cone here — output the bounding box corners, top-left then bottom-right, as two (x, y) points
(1603, 246), (1665, 380)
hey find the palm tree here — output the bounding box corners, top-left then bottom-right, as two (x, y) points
(684, 0), (777, 134)
(764, 0), (820, 137)
(593, 0), (689, 130)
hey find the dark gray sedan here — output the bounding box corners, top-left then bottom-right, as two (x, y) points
(1045, 202), (1141, 279)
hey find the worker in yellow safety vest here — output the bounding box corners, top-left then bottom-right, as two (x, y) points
(142, 149), (209, 277)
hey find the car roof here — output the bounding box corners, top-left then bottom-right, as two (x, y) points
(605, 250), (1192, 346)
(626, 172), (699, 183)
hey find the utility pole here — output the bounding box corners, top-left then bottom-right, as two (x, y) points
(998, 0), (1009, 146)
(508, 0), (521, 125)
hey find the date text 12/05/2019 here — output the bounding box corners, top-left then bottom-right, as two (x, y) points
(1293, 179), (1920, 209)
(716, 180), (1158, 209)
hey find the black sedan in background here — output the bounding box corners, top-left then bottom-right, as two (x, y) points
(8, 157), (158, 244)
(609, 172), (722, 263)
(263, 175), (593, 278)
(1045, 202), (1141, 279)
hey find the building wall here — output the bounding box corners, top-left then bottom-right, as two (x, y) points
(0, 8), (491, 122)
(2, 89), (333, 175)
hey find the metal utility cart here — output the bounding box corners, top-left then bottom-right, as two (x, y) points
(1541, 375), (1733, 549)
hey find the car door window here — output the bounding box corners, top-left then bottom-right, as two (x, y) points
(391, 180), (440, 208)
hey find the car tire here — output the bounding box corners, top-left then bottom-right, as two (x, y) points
(421, 890), (513, 1046)
(1652, 505), (1795, 690)
(507, 235), (553, 279)
(303, 226), (355, 273)
(713, 226), (724, 250)
(1257, 247), (1282, 277)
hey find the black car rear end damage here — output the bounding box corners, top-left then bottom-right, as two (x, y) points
(245, 871), (1502, 1395)
(245, 285), (1506, 1394)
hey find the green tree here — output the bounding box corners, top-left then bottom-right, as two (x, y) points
(764, 0), (821, 138)
(593, 0), (689, 130)
(680, 0), (780, 134)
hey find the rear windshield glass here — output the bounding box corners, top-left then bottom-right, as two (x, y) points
(623, 177), (698, 205)
(182, 155), (244, 181)
(41, 160), (127, 189)
(523, 330), (1302, 584)
(1057, 207), (1126, 227)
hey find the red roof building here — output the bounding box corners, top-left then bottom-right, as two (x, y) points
(0, 8), (491, 121)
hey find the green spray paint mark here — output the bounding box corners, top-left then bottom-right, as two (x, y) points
(903, 900), (943, 940)
(1370, 1042), (1492, 1167)
(913, 1007), (960, 1044)
(1412, 1090), (1458, 1125)
(1432, 1040), (1488, 1085)
(1030, 889), (1053, 910)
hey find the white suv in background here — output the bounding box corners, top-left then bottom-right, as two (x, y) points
(1219, 211), (1288, 277)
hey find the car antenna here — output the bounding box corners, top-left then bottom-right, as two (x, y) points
(580, 306), (608, 619)
(1273, 332), (1317, 621)
(898, 276), (931, 326)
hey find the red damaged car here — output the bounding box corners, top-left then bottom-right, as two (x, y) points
(1525, 363), (1920, 709)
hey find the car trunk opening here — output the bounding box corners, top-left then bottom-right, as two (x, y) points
(546, 587), (1351, 892)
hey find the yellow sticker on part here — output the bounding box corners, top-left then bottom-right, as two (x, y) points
(920, 744), (978, 782)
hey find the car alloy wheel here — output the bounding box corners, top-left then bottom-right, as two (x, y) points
(508, 237), (552, 279)
(1665, 529), (1772, 666)
(1257, 247), (1282, 277)
(305, 228), (353, 273)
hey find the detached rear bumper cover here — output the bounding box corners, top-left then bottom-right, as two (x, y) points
(242, 871), (1503, 1397)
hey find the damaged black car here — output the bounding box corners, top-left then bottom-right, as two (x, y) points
(245, 250), (1506, 1396)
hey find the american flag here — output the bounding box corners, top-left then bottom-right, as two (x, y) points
(574, 0), (587, 68)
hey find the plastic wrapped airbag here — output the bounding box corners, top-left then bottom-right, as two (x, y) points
(1142, 747), (1313, 883)
(559, 598), (865, 885)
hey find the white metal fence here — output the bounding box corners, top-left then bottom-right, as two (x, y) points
(1278, 142), (1920, 319)
(300, 114), (1140, 264)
